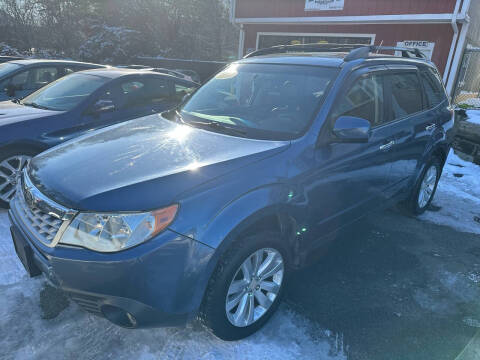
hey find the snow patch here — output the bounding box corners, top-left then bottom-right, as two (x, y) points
(465, 110), (480, 125)
(420, 151), (480, 235)
(0, 211), (27, 286)
(459, 98), (480, 109)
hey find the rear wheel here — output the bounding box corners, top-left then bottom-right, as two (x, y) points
(0, 148), (38, 208)
(407, 157), (442, 215)
(200, 232), (287, 341)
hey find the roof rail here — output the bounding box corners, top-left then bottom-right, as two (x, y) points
(244, 43), (427, 62)
(243, 43), (366, 58)
(345, 46), (426, 61)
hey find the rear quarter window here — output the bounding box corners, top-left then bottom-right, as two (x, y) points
(420, 67), (448, 108)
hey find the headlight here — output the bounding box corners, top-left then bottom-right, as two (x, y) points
(60, 205), (178, 252)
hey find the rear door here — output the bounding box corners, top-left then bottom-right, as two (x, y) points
(383, 66), (435, 195)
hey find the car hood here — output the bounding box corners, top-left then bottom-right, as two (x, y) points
(0, 101), (60, 125)
(29, 114), (289, 211)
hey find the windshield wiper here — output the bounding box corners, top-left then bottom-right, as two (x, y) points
(22, 102), (51, 110)
(11, 98), (21, 104)
(188, 120), (248, 136)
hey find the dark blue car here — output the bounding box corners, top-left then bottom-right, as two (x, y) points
(8, 45), (454, 340)
(0, 68), (199, 206)
(0, 59), (106, 101)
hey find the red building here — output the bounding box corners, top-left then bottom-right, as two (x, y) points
(230, 0), (480, 96)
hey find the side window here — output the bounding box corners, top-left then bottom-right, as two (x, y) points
(118, 80), (147, 108)
(144, 78), (172, 104)
(420, 68), (447, 108)
(11, 70), (30, 90)
(387, 73), (423, 119)
(119, 78), (172, 108)
(30, 67), (59, 89)
(93, 86), (116, 105)
(63, 66), (77, 75)
(0, 77), (9, 91)
(331, 73), (384, 126)
(174, 83), (197, 102)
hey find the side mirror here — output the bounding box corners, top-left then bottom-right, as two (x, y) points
(92, 99), (115, 114)
(6, 84), (15, 97)
(331, 116), (371, 143)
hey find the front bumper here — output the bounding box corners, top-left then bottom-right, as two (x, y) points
(8, 209), (215, 328)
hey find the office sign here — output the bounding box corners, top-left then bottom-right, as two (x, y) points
(396, 41), (435, 60)
(305, 0), (344, 11)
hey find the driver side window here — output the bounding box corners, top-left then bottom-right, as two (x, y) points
(11, 71), (30, 90)
(332, 74), (384, 127)
(89, 86), (117, 112)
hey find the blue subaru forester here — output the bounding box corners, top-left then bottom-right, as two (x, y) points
(8, 45), (454, 340)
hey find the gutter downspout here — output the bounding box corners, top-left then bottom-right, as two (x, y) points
(443, 0), (462, 83)
(446, 0), (472, 96)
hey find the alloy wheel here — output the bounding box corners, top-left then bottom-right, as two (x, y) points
(0, 155), (31, 203)
(418, 165), (438, 209)
(225, 248), (284, 328)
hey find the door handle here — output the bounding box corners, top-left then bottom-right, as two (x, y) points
(426, 124), (436, 131)
(380, 140), (395, 151)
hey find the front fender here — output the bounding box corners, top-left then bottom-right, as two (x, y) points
(178, 184), (303, 315)
(198, 184), (292, 249)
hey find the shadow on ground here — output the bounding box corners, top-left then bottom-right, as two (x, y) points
(286, 208), (480, 360)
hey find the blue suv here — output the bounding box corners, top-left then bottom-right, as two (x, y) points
(8, 45), (454, 340)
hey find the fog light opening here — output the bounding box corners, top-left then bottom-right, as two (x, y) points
(101, 305), (137, 328)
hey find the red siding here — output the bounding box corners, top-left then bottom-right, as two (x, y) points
(243, 23), (455, 74)
(236, 0), (457, 18)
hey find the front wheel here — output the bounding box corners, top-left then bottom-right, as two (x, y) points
(200, 233), (287, 340)
(0, 152), (34, 208)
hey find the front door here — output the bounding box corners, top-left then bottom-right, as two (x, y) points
(302, 69), (396, 244)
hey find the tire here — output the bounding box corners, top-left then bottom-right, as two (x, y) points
(200, 232), (288, 341)
(0, 147), (39, 209)
(406, 156), (442, 215)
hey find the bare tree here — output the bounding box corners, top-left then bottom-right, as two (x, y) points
(0, 0), (40, 50)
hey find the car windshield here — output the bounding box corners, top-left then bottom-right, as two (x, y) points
(21, 73), (109, 111)
(0, 62), (21, 78)
(178, 63), (338, 140)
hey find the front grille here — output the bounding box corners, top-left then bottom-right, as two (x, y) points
(11, 184), (64, 246)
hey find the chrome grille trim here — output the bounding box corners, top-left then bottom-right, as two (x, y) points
(10, 171), (77, 247)
(22, 169), (76, 221)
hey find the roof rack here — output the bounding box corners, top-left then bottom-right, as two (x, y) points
(344, 46), (426, 61)
(243, 43), (366, 58)
(243, 43), (427, 62)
